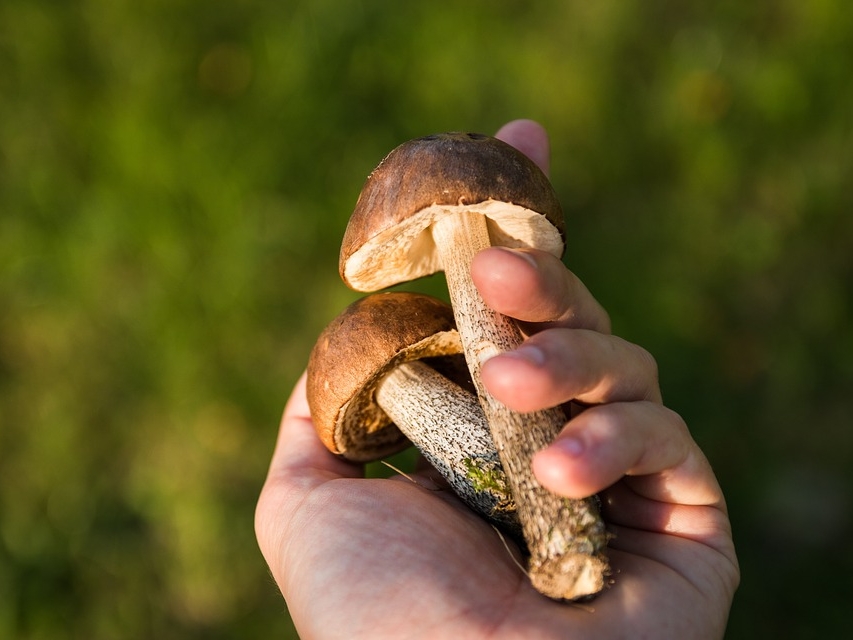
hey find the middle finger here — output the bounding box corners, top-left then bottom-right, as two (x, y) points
(480, 328), (662, 413)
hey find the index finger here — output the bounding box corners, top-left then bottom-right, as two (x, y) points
(472, 247), (612, 334)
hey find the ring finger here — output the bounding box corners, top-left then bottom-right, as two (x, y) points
(531, 401), (721, 507)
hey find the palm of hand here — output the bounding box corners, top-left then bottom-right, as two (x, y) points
(258, 388), (737, 640)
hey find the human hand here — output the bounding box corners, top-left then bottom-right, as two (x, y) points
(255, 120), (739, 639)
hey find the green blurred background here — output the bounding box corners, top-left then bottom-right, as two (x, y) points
(1, 0), (851, 637)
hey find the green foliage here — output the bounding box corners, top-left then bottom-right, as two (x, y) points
(463, 457), (510, 496)
(1, 0), (851, 637)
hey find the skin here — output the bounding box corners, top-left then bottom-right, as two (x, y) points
(255, 120), (740, 639)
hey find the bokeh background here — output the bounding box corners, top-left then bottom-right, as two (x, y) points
(2, 0), (851, 637)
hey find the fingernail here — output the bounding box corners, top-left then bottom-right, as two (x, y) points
(500, 344), (546, 367)
(493, 246), (538, 270)
(553, 436), (585, 459)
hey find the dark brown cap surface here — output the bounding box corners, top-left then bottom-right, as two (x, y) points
(306, 292), (464, 461)
(340, 132), (565, 291)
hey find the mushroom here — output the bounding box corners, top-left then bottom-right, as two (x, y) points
(339, 132), (609, 600)
(306, 291), (517, 532)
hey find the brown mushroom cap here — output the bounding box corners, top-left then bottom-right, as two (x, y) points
(340, 132), (565, 292)
(306, 292), (467, 462)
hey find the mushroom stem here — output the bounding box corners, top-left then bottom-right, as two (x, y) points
(375, 361), (517, 533)
(431, 212), (609, 601)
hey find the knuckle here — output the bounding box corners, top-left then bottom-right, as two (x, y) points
(631, 343), (660, 389)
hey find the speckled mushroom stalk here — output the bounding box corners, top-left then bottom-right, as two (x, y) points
(376, 360), (517, 533)
(431, 212), (608, 599)
(339, 133), (610, 600)
(306, 292), (517, 532)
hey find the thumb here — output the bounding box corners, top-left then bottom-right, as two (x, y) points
(495, 119), (551, 176)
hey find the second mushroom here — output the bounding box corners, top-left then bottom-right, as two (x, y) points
(307, 291), (518, 533)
